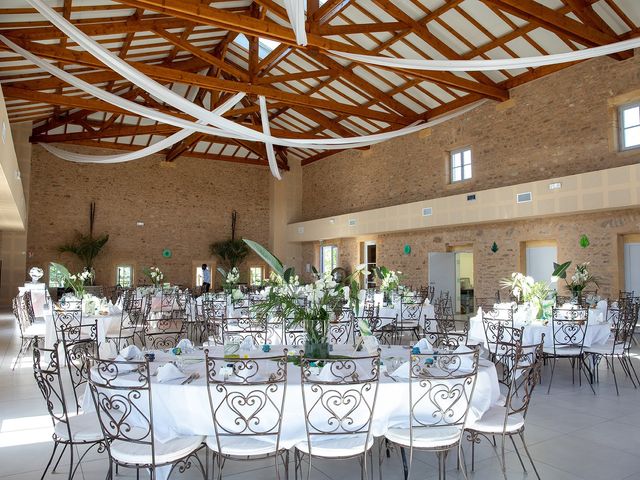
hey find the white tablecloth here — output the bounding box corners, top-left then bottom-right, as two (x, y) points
(468, 309), (611, 348)
(82, 345), (499, 480)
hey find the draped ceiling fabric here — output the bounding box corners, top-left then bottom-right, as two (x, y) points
(329, 37), (640, 71)
(15, 0), (638, 176)
(284, 0), (307, 47)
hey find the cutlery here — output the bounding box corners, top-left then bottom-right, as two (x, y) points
(180, 373), (195, 385)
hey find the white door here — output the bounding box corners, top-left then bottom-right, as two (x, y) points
(526, 245), (557, 285)
(624, 243), (640, 294)
(428, 252), (456, 301)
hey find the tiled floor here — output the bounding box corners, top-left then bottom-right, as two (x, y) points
(1, 311), (640, 480)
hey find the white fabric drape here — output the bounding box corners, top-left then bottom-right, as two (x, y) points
(39, 93), (245, 164)
(284, 0), (307, 46)
(329, 37), (640, 72)
(259, 95), (282, 180)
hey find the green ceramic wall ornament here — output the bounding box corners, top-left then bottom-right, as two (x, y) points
(404, 244), (411, 254)
(579, 234), (590, 248)
(162, 249), (172, 258)
(490, 242), (499, 253)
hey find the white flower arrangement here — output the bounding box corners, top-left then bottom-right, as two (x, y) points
(144, 266), (164, 287)
(226, 267), (240, 285)
(231, 288), (244, 301)
(377, 267), (402, 294)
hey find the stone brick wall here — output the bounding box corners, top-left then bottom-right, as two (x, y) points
(302, 53), (640, 221)
(27, 145), (271, 288)
(303, 208), (640, 299)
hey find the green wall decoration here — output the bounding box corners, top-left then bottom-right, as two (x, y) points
(404, 244), (411, 254)
(490, 242), (499, 253)
(579, 234), (590, 248)
(162, 249), (172, 258)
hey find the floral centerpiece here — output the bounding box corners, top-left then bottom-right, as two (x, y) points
(51, 262), (93, 299)
(218, 266), (240, 294)
(552, 261), (598, 304)
(143, 266), (164, 288)
(500, 272), (554, 320)
(245, 239), (368, 358)
(376, 267), (402, 305)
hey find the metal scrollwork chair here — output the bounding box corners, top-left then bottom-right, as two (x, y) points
(296, 351), (381, 480)
(88, 355), (206, 479)
(33, 339), (104, 480)
(143, 314), (187, 350)
(53, 308), (84, 341)
(466, 338), (545, 480)
(204, 352), (289, 479)
(543, 307), (594, 394)
(380, 347), (480, 480)
(58, 321), (99, 413)
(397, 297), (424, 343)
(329, 308), (355, 346)
(221, 316), (267, 346)
(481, 307), (515, 362)
(12, 295), (45, 370)
(585, 303), (640, 395)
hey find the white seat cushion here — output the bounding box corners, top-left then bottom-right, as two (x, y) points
(106, 327), (135, 338)
(24, 323), (46, 338)
(205, 435), (277, 456)
(543, 346), (583, 357)
(295, 433), (373, 457)
(385, 426), (462, 449)
(54, 412), (103, 442)
(111, 435), (204, 466)
(584, 342), (624, 355)
(467, 406), (524, 434)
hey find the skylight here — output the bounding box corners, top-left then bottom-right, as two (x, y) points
(234, 34), (281, 59)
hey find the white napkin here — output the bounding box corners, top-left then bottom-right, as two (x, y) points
(120, 345), (142, 360)
(156, 363), (187, 383)
(414, 338), (433, 354)
(109, 303), (122, 315)
(113, 355), (140, 372)
(389, 361), (410, 378)
(176, 339), (194, 352)
(362, 335), (379, 354)
(596, 300), (608, 312)
(453, 345), (475, 372)
(239, 336), (258, 351)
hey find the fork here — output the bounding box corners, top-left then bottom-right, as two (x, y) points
(383, 371), (398, 383)
(180, 373), (195, 385)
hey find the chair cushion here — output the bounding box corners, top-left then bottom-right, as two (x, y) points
(385, 425), (462, 449)
(54, 412), (103, 442)
(110, 435), (204, 466)
(467, 406), (524, 434)
(543, 346), (583, 357)
(205, 435), (278, 456)
(584, 342), (624, 355)
(24, 323), (46, 338)
(105, 327), (135, 338)
(295, 433), (374, 457)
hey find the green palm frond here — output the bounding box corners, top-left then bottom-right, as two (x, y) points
(58, 233), (109, 271)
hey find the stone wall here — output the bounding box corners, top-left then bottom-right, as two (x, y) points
(302, 53), (640, 220)
(27, 145), (272, 288)
(304, 208), (640, 299)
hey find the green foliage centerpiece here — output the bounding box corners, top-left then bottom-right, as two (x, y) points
(51, 262), (93, 299)
(244, 239), (368, 359)
(552, 261), (598, 304)
(376, 266), (402, 306)
(500, 272), (554, 320)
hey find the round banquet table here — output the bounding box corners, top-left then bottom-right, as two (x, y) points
(82, 344), (500, 480)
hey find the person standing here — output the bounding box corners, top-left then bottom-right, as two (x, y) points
(202, 264), (211, 293)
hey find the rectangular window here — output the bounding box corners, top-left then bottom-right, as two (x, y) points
(116, 265), (133, 287)
(195, 267), (204, 287)
(620, 103), (640, 150)
(49, 263), (65, 288)
(250, 267), (264, 285)
(450, 147), (472, 183)
(321, 245), (338, 274)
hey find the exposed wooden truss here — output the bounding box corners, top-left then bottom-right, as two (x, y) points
(0, 0), (637, 167)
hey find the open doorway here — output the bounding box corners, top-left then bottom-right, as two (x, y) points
(363, 242), (377, 289)
(623, 234), (640, 295)
(428, 246), (474, 315)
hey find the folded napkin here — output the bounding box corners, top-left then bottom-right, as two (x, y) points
(362, 335), (379, 354)
(119, 345), (142, 360)
(596, 299), (608, 311)
(239, 336), (258, 352)
(453, 345), (475, 372)
(176, 339), (194, 352)
(414, 338), (433, 354)
(113, 357), (140, 373)
(156, 363), (187, 383)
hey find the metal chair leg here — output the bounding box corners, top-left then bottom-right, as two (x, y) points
(519, 431), (541, 480)
(41, 442), (59, 480)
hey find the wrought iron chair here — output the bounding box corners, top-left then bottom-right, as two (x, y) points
(58, 321), (98, 413)
(21, 290), (37, 324)
(204, 352), (289, 479)
(585, 303), (640, 395)
(544, 307), (594, 394)
(492, 326), (525, 389)
(466, 338), (545, 480)
(396, 296), (424, 343)
(481, 307), (515, 361)
(380, 347), (479, 480)
(296, 351), (380, 480)
(329, 308), (355, 346)
(105, 297), (143, 353)
(84, 285), (105, 297)
(87, 355), (206, 479)
(143, 314), (187, 349)
(203, 299), (227, 344)
(33, 339), (104, 480)
(221, 316), (267, 346)
(12, 296), (45, 370)
(53, 307), (84, 341)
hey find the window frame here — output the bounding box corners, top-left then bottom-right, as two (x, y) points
(619, 102), (640, 151)
(48, 263), (65, 288)
(320, 245), (338, 274)
(249, 266), (264, 286)
(450, 147), (472, 183)
(115, 264), (134, 287)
